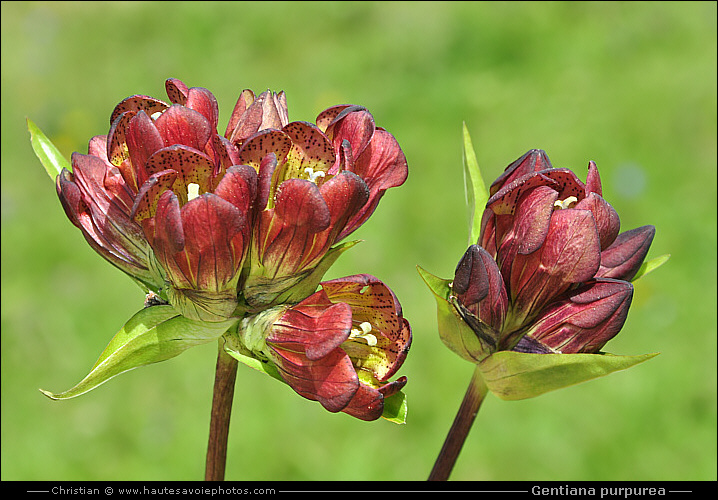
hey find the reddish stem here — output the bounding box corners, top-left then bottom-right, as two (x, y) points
(205, 341), (238, 481)
(428, 365), (488, 481)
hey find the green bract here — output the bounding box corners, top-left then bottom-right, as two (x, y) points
(27, 118), (71, 180)
(40, 306), (239, 400)
(462, 122), (489, 246)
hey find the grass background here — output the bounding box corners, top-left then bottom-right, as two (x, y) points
(2, 1), (715, 481)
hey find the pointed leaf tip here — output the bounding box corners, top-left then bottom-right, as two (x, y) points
(39, 306), (238, 400)
(462, 123), (489, 245)
(478, 350), (659, 401)
(27, 118), (72, 180)
(632, 254), (670, 282)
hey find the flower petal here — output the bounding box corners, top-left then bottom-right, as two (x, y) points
(109, 94), (168, 126)
(523, 278), (634, 353)
(596, 225), (656, 281)
(323, 106), (375, 161)
(584, 160), (603, 197)
(453, 245), (508, 334)
(278, 121), (335, 183)
(274, 178), (331, 230)
(213, 164), (258, 215)
(126, 110), (164, 189)
(256, 153), (278, 212)
(224, 88), (255, 141)
(153, 104), (212, 152)
(338, 128), (408, 239)
(237, 129), (292, 172)
(509, 208), (601, 323)
(178, 193), (248, 291)
(131, 169), (178, 223)
(186, 86), (219, 130)
(320, 170), (370, 234)
(268, 344), (359, 413)
(321, 274), (412, 381)
(268, 294), (352, 361)
(145, 145), (214, 202)
(315, 104), (356, 133)
(489, 149), (553, 196)
(487, 168), (584, 216)
(107, 111), (133, 169)
(574, 192), (620, 250)
(165, 78), (189, 105)
(153, 190), (185, 264)
(495, 185), (557, 272)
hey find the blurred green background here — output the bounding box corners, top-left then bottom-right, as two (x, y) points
(2, 1), (715, 482)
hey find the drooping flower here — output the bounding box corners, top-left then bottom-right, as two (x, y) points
(238, 274), (411, 420)
(446, 149), (655, 360)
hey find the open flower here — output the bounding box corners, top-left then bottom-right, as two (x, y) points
(237, 105), (408, 308)
(89, 79), (257, 321)
(55, 78), (408, 322)
(238, 274), (411, 420)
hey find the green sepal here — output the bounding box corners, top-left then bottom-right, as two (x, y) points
(222, 321), (285, 384)
(40, 306), (239, 400)
(462, 123), (489, 245)
(477, 350), (659, 401)
(381, 389), (408, 424)
(417, 265), (488, 363)
(27, 118), (71, 180)
(632, 253), (670, 282)
(243, 240), (361, 309)
(275, 240), (361, 305)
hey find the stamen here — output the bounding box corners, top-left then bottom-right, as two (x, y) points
(187, 182), (200, 201)
(151, 111), (163, 120)
(304, 167), (326, 184)
(554, 196), (578, 210)
(350, 321), (377, 346)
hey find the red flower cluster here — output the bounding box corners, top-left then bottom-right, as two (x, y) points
(54, 78), (411, 420)
(452, 150), (654, 355)
(57, 78), (408, 321)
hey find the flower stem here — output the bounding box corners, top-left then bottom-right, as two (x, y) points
(205, 340), (238, 481)
(428, 364), (489, 481)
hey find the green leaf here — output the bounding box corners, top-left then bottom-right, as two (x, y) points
(462, 123), (489, 245)
(381, 390), (407, 424)
(27, 118), (71, 179)
(40, 306), (239, 400)
(417, 265), (488, 363)
(478, 350), (659, 401)
(632, 253), (670, 281)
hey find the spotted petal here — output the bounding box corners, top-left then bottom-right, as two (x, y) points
(321, 274), (412, 382)
(489, 149), (553, 197)
(109, 94), (168, 126)
(338, 128), (408, 239)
